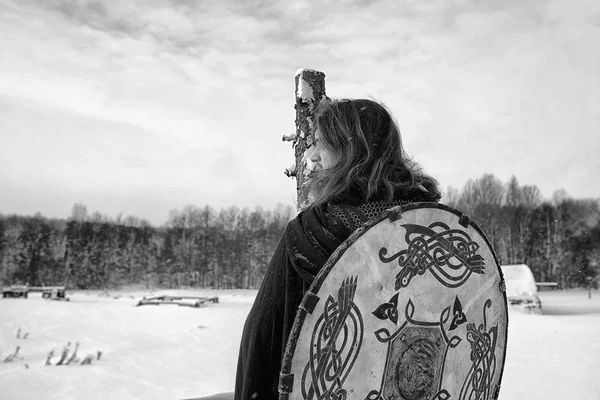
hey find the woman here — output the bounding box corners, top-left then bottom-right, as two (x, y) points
(234, 98), (441, 400)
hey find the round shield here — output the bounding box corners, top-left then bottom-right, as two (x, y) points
(279, 203), (508, 400)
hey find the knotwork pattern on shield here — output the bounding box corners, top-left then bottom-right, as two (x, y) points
(379, 222), (486, 289)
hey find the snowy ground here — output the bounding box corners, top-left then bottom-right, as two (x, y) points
(1, 288), (599, 400)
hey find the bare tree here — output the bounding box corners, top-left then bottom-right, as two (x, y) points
(458, 174), (505, 252)
(70, 204), (88, 222)
(442, 186), (461, 208)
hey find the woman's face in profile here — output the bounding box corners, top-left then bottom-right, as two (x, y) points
(310, 128), (338, 171)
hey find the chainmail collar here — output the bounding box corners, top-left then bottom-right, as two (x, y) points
(326, 199), (415, 231)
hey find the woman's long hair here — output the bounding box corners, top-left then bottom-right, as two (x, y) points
(307, 98), (442, 205)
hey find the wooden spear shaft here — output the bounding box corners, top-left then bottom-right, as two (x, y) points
(292, 68), (327, 210)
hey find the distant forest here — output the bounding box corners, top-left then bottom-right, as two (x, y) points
(1, 174), (599, 290)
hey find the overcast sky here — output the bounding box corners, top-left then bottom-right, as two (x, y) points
(1, 0), (599, 225)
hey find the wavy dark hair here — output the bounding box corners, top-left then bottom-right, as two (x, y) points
(306, 98), (442, 205)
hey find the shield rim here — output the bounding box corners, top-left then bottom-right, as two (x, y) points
(279, 202), (509, 399)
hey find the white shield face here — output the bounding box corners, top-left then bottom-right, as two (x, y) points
(280, 204), (508, 400)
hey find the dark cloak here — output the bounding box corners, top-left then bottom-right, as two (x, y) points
(234, 203), (351, 400)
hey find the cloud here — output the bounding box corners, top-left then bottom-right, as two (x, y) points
(52, 0), (142, 35)
(0, 0), (599, 224)
(0, 94), (298, 223)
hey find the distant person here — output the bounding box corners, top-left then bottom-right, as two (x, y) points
(235, 98), (442, 400)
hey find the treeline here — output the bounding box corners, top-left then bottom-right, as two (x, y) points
(0, 204), (294, 290)
(1, 174), (599, 290)
(445, 174), (600, 288)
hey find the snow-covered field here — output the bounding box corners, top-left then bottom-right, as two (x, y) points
(1, 288), (599, 400)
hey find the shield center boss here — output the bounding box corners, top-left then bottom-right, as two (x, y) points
(280, 204), (508, 400)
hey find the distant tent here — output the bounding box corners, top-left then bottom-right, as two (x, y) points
(501, 264), (542, 312)
(501, 264), (538, 297)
